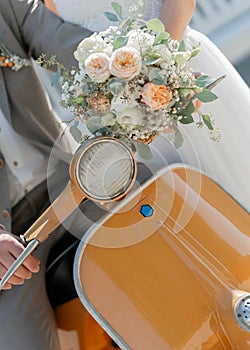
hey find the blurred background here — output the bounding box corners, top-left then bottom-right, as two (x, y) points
(191, 0), (250, 86)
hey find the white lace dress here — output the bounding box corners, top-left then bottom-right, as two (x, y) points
(43, 0), (250, 210)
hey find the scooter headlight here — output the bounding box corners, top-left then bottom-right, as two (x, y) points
(71, 138), (136, 201)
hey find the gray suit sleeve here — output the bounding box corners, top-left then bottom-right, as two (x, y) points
(10, 0), (92, 69)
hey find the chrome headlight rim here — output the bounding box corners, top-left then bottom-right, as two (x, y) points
(234, 294), (250, 333)
(72, 137), (136, 202)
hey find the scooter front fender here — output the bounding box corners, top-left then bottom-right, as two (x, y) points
(74, 165), (250, 350)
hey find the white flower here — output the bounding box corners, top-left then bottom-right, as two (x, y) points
(110, 47), (142, 80)
(153, 44), (172, 66)
(74, 33), (108, 67)
(85, 52), (110, 83)
(127, 29), (155, 53)
(73, 69), (86, 83)
(111, 83), (139, 113)
(116, 107), (144, 130)
(103, 45), (113, 57)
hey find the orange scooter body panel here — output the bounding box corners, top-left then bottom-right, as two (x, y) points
(74, 165), (250, 349)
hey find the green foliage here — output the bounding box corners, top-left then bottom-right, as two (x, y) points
(196, 89), (218, 103)
(202, 114), (214, 130)
(146, 18), (165, 32)
(174, 129), (184, 148)
(113, 36), (128, 50)
(149, 67), (167, 85)
(178, 100), (195, 116)
(135, 142), (153, 160)
(178, 40), (186, 52)
(178, 114), (194, 124)
(86, 116), (105, 134)
(111, 2), (122, 19)
(107, 78), (126, 96)
(104, 12), (119, 22)
(189, 47), (201, 59)
(142, 52), (161, 65)
(51, 67), (61, 86)
(178, 88), (194, 98)
(196, 75), (215, 88)
(69, 124), (83, 143)
(154, 31), (170, 45)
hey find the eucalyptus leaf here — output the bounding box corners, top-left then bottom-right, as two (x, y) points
(178, 114), (194, 124)
(178, 88), (193, 98)
(154, 31), (170, 45)
(205, 75), (226, 91)
(196, 89), (218, 103)
(174, 129), (184, 148)
(152, 78), (166, 85)
(69, 124), (83, 143)
(178, 40), (186, 52)
(178, 100), (195, 116)
(189, 47), (200, 59)
(51, 67), (61, 86)
(135, 142), (153, 160)
(113, 36), (128, 50)
(82, 84), (91, 96)
(111, 2), (122, 19)
(202, 114), (213, 130)
(146, 18), (165, 32)
(104, 12), (119, 22)
(174, 52), (190, 66)
(107, 78), (126, 96)
(148, 67), (162, 81)
(86, 116), (104, 134)
(143, 52), (161, 65)
(148, 67), (167, 85)
(195, 75), (214, 88)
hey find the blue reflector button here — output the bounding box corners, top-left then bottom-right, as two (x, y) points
(140, 204), (154, 217)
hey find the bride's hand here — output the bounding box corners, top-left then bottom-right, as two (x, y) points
(0, 228), (40, 290)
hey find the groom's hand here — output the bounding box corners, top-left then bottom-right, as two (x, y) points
(0, 228), (40, 290)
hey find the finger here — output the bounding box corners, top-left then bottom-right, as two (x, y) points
(0, 263), (26, 285)
(0, 253), (33, 279)
(8, 241), (40, 274)
(1, 282), (12, 290)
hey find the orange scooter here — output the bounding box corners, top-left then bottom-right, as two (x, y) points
(1, 137), (250, 349)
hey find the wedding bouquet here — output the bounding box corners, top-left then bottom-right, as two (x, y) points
(39, 1), (222, 157)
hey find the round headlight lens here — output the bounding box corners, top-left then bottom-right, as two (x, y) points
(75, 138), (136, 201)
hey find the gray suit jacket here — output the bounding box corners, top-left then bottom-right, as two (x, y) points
(0, 0), (91, 230)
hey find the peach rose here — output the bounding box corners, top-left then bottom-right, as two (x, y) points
(86, 92), (110, 114)
(85, 52), (110, 83)
(141, 82), (172, 110)
(110, 47), (142, 80)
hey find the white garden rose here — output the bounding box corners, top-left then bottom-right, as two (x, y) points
(111, 82), (140, 113)
(127, 29), (155, 53)
(74, 33), (109, 67)
(85, 52), (110, 83)
(153, 44), (172, 66)
(116, 107), (144, 130)
(110, 47), (142, 80)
